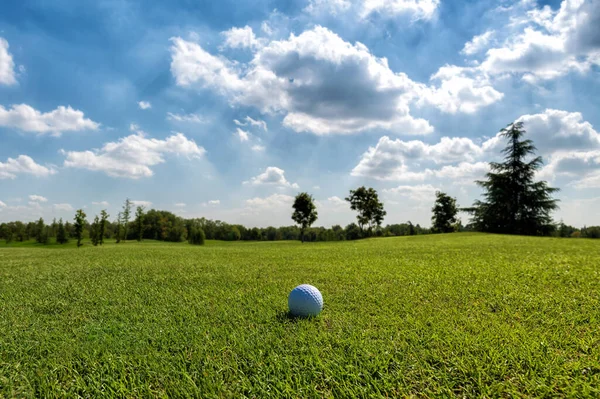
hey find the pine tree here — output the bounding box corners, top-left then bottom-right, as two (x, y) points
(122, 199), (132, 241)
(73, 209), (87, 248)
(134, 206), (145, 242)
(99, 210), (109, 245)
(35, 218), (49, 244)
(90, 216), (100, 246)
(468, 122), (559, 235)
(56, 218), (68, 244)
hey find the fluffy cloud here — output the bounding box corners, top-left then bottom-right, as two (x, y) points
(63, 132), (205, 179)
(29, 195), (48, 202)
(244, 166), (299, 189)
(92, 201), (109, 206)
(203, 199), (220, 206)
(462, 30), (495, 55)
(383, 184), (439, 202)
(167, 112), (206, 123)
(251, 144), (265, 152)
(0, 37), (17, 85)
(484, 109), (600, 153)
(138, 101), (152, 110)
(361, 0), (440, 21)
(234, 116), (268, 131)
(221, 26), (265, 50)
(171, 27), (435, 135)
(53, 203), (73, 211)
(0, 155), (56, 179)
(236, 128), (250, 142)
(422, 65), (504, 114)
(245, 193), (294, 210)
(0, 200), (6, 208)
(131, 200), (152, 207)
(175, 202), (186, 207)
(0, 104), (99, 135)
(472, 0), (600, 82)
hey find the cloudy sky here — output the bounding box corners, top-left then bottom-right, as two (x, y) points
(1, 0), (599, 227)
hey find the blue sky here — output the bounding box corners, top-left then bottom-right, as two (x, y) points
(1, 0), (599, 227)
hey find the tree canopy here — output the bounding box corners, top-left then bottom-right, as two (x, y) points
(431, 191), (459, 233)
(292, 192), (318, 242)
(345, 187), (386, 235)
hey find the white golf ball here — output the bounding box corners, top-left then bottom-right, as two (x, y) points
(288, 284), (323, 317)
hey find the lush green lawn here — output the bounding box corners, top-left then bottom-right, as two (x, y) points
(0, 233), (599, 397)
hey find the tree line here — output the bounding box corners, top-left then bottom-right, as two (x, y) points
(1, 121), (599, 245)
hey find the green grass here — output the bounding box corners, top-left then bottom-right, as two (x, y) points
(0, 233), (599, 398)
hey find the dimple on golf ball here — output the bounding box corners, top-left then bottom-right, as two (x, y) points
(288, 284), (323, 317)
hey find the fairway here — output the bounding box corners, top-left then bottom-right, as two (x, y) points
(1, 234), (599, 397)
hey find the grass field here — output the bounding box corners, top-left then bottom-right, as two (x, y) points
(1, 233), (599, 397)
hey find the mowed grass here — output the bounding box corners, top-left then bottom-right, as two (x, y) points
(0, 234), (599, 398)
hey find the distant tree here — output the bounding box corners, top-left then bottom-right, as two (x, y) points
(227, 226), (241, 241)
(2, 224), (13, 244)
(408, 221), (416, 236)
(90, 216), (100, 246)
(188, 225), (206, 245)
(115, 212), (122, 244)
(122, 198), (132, 241)
(291, 192), (318, 243)
(134, 206), (145, 242)
(35, 218), (49, 244)
(345, 223), (362, 240)
(466, 122), (559, 235)
(56, 218), (68, 244)
(431, 191), (459, 233)
(74, 209), (87, 248)
(50, 218), (58, 238)
(99, 210), (109, 245)
(345, 186), (386, 236)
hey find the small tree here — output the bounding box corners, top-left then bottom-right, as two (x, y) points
(291, 192), (318, 243)
(99, 210), (109, 245)
(135, 206), (145, 241)
(188, 225), (206, 245)
(115, 212), (122, 244)
(56, 218), (68, 244)
(122, 198), (132, 241)
(35, 218), (49, 244)
(431, 191), (459, 233)
(73, 209), (87, 248)
(345, 186), (386, 236)
(90, 216), (100, 246)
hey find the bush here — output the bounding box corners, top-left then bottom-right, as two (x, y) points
(188, 226), (206, 245)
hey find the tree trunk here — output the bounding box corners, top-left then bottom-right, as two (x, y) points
(301, 228), (305, 243)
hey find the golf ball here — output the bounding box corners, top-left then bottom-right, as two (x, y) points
(288, 284), (323, 317)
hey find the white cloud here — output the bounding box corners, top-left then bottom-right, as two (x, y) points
(236, 128), (250, 142)
(572, 171), (600, 189)
(0, 104), (99, 136)
(383, 184), (439, 202)
(131, 200), (152, 208)
(0, 155), (56, 179)
(221, 26), (265, 50)
(138, 101), (152, 110)
(313, 185), (321, 190)
(0, 200), (6, 208)
(422, 65), (504, 114)
(234, 116), (268, 131)
(305, 0), (352, 16)
(472, 0), (600, 82)
(245, 193), (294, 210)
(361, 0), (440, 21)
(167, 112), (206, 123)
(251, 144), (265, 152)
(462, 30), (495, 55)
(63, 132), (205, 179)
(92, 201), (110, 206)
(208, 200), (220, 206)
(174, 202), (186, 207)
(245, 166), (299, 189)
(0, 37), (17, 86)
(29, 195), (48, 202)
(53, 203), (73, 212)
(171, 27), (435, 135)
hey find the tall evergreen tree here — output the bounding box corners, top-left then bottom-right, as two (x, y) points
(90, 216), (100, 246)
(35, 218), (49, 244)
(431, 191), (459, 233)
(115, 212), (122, 244)
(73, 209), (87, 248)
(291, 192), (318, 243)
(468, 122), (559, 235)
(134, 206), (145, 242)
(122, 198), (132, 241)
(56, 218), (68, 244)
(99, 210), (109, 245)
